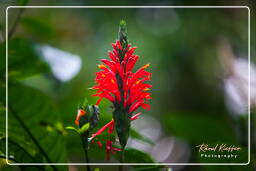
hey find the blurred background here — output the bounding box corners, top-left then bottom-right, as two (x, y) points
(0, 0), (255, 171)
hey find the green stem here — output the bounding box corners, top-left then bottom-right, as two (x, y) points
(118, 147), (125, 171)
(80, 135), (91, 171)
(9, 107), (58, 171)
(8, 8), (24, 39)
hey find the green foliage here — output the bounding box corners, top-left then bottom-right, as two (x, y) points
(0, 138), (38, 163)
(79, 123), (90, 134)
(21, 17), (55, 40)
(3, 38), (49, 80)
(18, 0), (31, 6)
(5, 83), (67, 169)
(124, 148), (155, 163)
(65, 126), (80, 135)
(162, 112), (237, 144)
(130, 128), (154, 145)
(122, 148), (161, 170)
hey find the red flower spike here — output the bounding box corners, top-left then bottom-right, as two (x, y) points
(92, 20), (151, 150)
(92, 41), (151, 112)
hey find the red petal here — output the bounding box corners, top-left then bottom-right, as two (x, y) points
(91, 120), (114, 138)
(131, 112), (142, 120)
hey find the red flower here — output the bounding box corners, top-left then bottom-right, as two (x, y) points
(75, 109), (86, 125)
(92, 40), (152, 114)
(91, 113), (141, 160)
(91, 21), (152, 152)
(105, 140), (121, 160)
(91, 112), (142, 138)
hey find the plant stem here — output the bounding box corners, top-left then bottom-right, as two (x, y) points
(80, 135), (91, 171)
(8, 8), (24, 39)
(118, 147), (125, 171)
(9, 107), (58, 171)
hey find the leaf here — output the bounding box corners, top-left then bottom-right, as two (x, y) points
(130, 166), (164, 171)
(65, 126), (79, 134)
(161, 112), (237, 144)
(18, 0), (30, 6)
(1, 82), (67, 169)
(21, 18), (55, 40)
(123, 148), (155, 163)
(130, 128), (154, 145)
(121, 148), (161, 170)
(0, 138), (45, 171)
(1, 38), (50, 79)
(78, 123), (90, 134)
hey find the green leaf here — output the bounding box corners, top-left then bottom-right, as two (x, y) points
(124, 148), (155, 163)
(65, 126), (79, 134)
(1, 83), (67, 169)
(130, 166), (164, 171)
(78, 123), (90, 134)
(161, 112), (237, 144)
(94, 168), (100, 171)
(0, 138), (45, 171)
(1, 38), (49, 79)
(121, 148), (161, 170)
(21, 18), (55, 40)
(18, 0), (30, 6)
(130, 128), (154, 145)
(98, 147), (157, 170)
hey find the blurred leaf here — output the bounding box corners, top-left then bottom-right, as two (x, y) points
(1, 82), (67, 169)
(78, 123), (90, 134)
(124, 148), (155, 163)
(94, 168), (100, 171)
(65, 126), (79, 134)
(0, 138), (45, 171)
(21, 18), (55, 40)
(130, 166), (164, 171)
(130, 128), (154, 145)
(162, 113), (237, 144)
(2, 38), (49, 79)
(18, 0), (30, 6)
(123, 148), (161, 170)
(0, 24), (3, 31)
(0, 42), (6, 78)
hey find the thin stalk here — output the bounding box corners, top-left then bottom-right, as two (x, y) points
(9, 107), (58, 171)
(8, 8), (24, 39)
(118, 147), (125, 171)
(80, 135), (91, 171)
